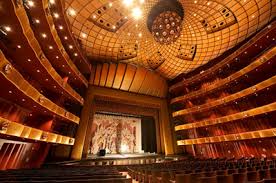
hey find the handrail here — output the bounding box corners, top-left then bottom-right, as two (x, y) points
(0, 50), (80, 124)
(169, 22), (276, 93)
(175, 102), (276, 131)
(172, 76), (276, 116)
(171, 47), (276, 105)
(41, 0), (88, 87)
(0, 116), (74, 145)
(177, 128), (276, 146)
(12, 0), (84, 105)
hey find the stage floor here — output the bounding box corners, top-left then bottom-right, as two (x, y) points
(87, 153), (159, 160)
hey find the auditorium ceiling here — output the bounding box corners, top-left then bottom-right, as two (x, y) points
(65, 0), (275, 78)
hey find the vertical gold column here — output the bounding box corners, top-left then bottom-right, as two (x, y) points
(154, 114), (162, 153)
(71, 86), (94, 160)
(82, 101), (96, 158)
(160, 100), (175, 155)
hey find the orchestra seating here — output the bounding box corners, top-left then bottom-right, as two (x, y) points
(1, 158), (275, 183)
(0, 166), (131, 183)
(127, 158), (276, 183)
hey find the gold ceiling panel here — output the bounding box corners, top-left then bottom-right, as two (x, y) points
(89, 62), (168, 98)
(65, 0), (275, 78)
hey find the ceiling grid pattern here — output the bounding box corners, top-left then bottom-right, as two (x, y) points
(65, 0), (275, 78)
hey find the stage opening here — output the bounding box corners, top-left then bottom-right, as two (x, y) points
(88, 113), (157, 157)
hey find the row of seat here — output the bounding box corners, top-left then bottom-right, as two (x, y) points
(127, 158), (276, 183)
(0, 166), (131, 183)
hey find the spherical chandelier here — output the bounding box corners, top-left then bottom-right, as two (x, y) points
(152, 11), (183, 44)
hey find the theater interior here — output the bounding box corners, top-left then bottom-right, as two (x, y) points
(0, 0), (275, 182)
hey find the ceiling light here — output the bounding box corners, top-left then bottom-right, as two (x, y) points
(53, 13), (59, 18)
(49, 46), (53, 49)
(56, 56), (59, 59)
(74, 53), (78, 56)
(59, 25), (63, 30)
(112, 25), (116, 29)
(109, 3), (113, 7)
(81, 32), (87, 38)
(4, 26), (11, 32)
(8, 91), (12, 94)
(64, 36), (68, 40)
(17, 45), (21, 48)
(35, 19), (40, 23)
(69, 45), (73, 49)
(22, 99), (26, 102)
(49, 0), (55, 4)
(68, 8), (76, 16)
(37, 69), (40, 73)
(132, 7), (142, 19)
(62, 65), (65, 67)
(27, 59), (31, 62)
(139, 0), (144, 3)
(45, 78), (49, 81)
(27, 0), (34, 7)
(123, 0), (134, 7)
(93, 15), (97, 19)
(138, 33), (142, 37)
(41, 33), (47, 38)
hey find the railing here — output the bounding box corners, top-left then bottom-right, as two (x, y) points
(0, 50), (80, 124)
(0, 116), (75, 145)
(177, 128), (276, 145)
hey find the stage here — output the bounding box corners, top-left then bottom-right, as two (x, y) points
(87, 152), (159, 160)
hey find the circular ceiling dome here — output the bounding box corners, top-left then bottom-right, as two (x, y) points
(147, 0), (184, 45)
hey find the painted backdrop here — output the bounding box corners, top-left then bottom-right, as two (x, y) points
(88, 114), (142, 154)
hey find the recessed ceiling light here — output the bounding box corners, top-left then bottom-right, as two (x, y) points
(8, 91), (12, 94)
(123, 0), (134, 7)
(64, 36), (68, 40)
(59, 25), (63, 30)
(41, 33), (47, 38)
(132, 7), (142, 19)
(62, 65), (65, 67)
(27, 0), (34, 7)
(68, 8), (76, 16)
(74, 53), (78, 56)
(4, 26), (11, 32)
(27, 59), (31, 62)
(49, 46), (53, 49)
(35, 19), (40, 23)
(109, 3), (112, 7)
(53, 85), (57, 88)
(92, 15), (96, 19)
(69, 45), (73, 49)
(81, 32), (87, 38)
(112, 25), (116, 29)
(53, 13), (59, 18)
(17, 45), (21, 48)
(37, 69), (40, 72)
(45, 78), (49, 81)
(56, 56), (59, 59)
(194, 0), (197, 3)
(49, 0), (55, 4)
(22, 99), (26, 102)
(138, 33), (142, 37)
